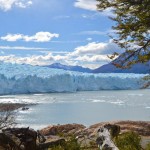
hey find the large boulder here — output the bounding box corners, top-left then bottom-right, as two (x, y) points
(0, 127), (37, 150)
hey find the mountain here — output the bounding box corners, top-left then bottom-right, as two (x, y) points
(93, 51), (150, 74)
(43, 63), (92, 73)
(93, 62), (150, 74)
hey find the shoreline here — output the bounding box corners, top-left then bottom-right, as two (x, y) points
(0, 103), (34, 111)
(0, 103), (150, 149)
(0, 88), (149, 96)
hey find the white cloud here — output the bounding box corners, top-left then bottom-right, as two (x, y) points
(0, 46), (49, 50)
(79, 30), (107, 35)
(0, 40), (122, 69)
(75, 55), (109, 62)
(0, 53), (68, 66)
(15, 0), (32, 8)
(78, 29), (115, 36)
(0, 0), (33, 11)
(74, 0), (114, 17)
(23, 32), (59, 42)
(1, 32), (59, 42)
(0, 52), (109, 69)
(71, 41), (122, 56)
(81, 13), (99, 19)
(1, 34), (23, 41)
(74, 0), (98, 11)
(86, 38), (92, 41)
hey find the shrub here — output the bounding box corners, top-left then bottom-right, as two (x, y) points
(145, 143), (150, 150)
(50, 136), (81, 150)
(114, 131), (141, 150)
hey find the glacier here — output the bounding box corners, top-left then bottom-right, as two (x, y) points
(0, 62), (148, 95)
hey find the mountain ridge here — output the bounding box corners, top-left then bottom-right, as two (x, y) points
(43, 63), (92, 73)
(93, 50), (150, 74)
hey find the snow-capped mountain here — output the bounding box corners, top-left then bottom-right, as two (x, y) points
(43, 63), (92, 73)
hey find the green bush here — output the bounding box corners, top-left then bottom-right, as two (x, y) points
(114, 131), (141, 150)
(50, 136), (81, 150)
(145, 143), (150, 150)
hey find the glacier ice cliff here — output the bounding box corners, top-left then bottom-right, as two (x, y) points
(0, 62), (147, 95)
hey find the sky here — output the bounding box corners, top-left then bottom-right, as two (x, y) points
(0, 0), (124, 69)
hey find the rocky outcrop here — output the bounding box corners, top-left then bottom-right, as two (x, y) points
(0, 127), (65, 150)
(39, 121), (150, 149)
(89, 121), (150, 136)
(0, 127), (37, 150)
(40, 123), (86, 136)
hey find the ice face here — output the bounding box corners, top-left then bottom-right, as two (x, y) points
(0, 62), (147, 95)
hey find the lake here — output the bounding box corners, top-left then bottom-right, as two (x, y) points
(0, 89), (150, 129)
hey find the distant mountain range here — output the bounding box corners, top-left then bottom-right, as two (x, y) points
(93, 62), (150, 74)
(44, 58), (150, 74)
(43, 63), (92, 73)
(93, 51), (150, 74)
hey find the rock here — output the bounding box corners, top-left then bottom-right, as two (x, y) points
(37, 130), (46, 143)
(88, 121), (150, 136)
(21, 107), (29, 111)
(0, 127), (37, 150)
(104, 124), (120, 138)
(96, 126), (119, 150)
(40, 123), (86, 136)
(96, 136), (105, 145)
(116, 121), (150, 136)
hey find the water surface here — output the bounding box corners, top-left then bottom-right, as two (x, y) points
(0, 89), (150, 129)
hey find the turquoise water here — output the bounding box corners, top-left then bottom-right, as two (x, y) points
(0, 89), (150, 129)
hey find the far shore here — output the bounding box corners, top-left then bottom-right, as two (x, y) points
(0, 103), (34, 111)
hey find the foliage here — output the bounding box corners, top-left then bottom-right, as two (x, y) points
(141, 75), (150, 88)
(50, 136), (81, 150)
(97, 0), (150, 68)
(143, 75), (150, 80)
(114, 131), (141, 150)
(145, 142), (150, 150)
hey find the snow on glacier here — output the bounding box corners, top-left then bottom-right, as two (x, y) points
(0, 62), (147, 95)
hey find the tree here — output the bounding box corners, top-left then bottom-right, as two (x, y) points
(0, 106), (16, 130)
(97, 0), (150, 68)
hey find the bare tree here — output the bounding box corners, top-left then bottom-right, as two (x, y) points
(0, 106), (16, 130)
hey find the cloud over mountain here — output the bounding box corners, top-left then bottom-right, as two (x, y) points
(0, 40), (120, 68)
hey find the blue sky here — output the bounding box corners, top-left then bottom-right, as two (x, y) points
(0, 0), (123, 68)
